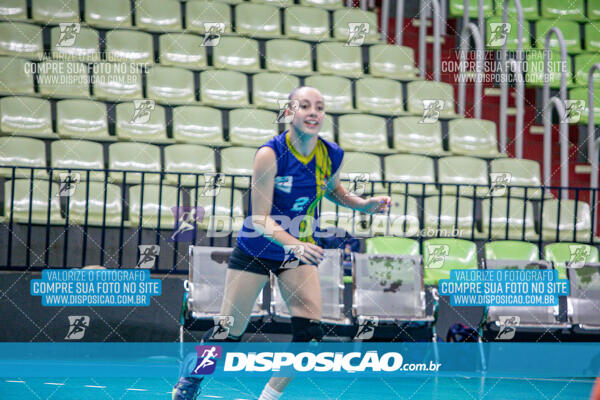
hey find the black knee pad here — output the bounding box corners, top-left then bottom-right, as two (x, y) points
(291, 317), (324, 342)
(201, 325), (242, 342)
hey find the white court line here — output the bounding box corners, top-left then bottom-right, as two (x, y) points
(44, 382), (65, 386)
(126, 388), (148, 391)
(84, 385), (107, 389)
(203, 396), (224, 398)
(5, 380), (25, 383)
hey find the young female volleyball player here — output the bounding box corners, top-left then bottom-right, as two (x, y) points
(173, 86), (391, 400)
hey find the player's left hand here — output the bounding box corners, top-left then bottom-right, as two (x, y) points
(361, 196), (391, 214)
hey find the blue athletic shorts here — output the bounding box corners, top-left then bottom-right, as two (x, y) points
(227, 246), (309, 276)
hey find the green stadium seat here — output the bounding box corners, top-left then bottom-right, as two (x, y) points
(332, 8), (380, 44)
(525, 50), (574, 88)
(304, 75), (353, 113)
(220, 146), (254, 188)
(0, 0), (27, 21)
(172, 105), (229, 145)
(85, 0), (132, 28)
(406, 81), (459, 118)
(423, 195), (478, 239)
(316, 42), (363, 78)
(252, 72), (300, 110)
(146, 66), (196, 105)
(200, 70), (249, 108)
(568, 87), (599, 125)
(186, 0), (232, 34)
(38, 60), (91, 99)
(541, 0), (585, 21)
(235, 3), (282, 38)
(135, 0), (182, 31)
(383, 154), (438, 196)
(93, 62), (143, 101)
(318, 114), (335, 142)
(128, 184), (181, 229)
(370, 195), (420, 237)
(0, 96), (54, 138)
(494, 0), (539, 20)
(438, 156), (489, 197)
(0, 56), (34, 95)
(4, 179), (63, 224)
(574, 54), (600, 86)
(50, 139), (105, 182)
(589, 2), (600, 20)
(544, 242), (599, 279)
(105, 30), (154, 64)
(480, 197), (538, 240)
(485, 240), (539, 261)
(192, 187), (245, 231)
(535, 19), (582, 54)
(299, 0), (343, 9)
(489, 158), (544, 199)
(56, 99), (110, 140)
(284, 6), (330, 41)
(355, 77), (406, 116)
(67, 182), (123, 227)
(0, 137), (48, 179)
(448, 118), (502, 158)
(265, 39), (313, 75)
(0, 22), (43, 59)
(338, 114), (392, 153)
(422, 238), (478, 286)
(339, 151), (385, 194)
(50, 26), (100, 62)
(450, 0), (493, 18)
(229, 108), (277, 147)
(392, 117), (446, 155)
(32, 0), (79, 23)
(486, 16), (532, 50)
(365, 237), (420, 255)
(585, 23), (600, 53)
(159, 34), (207, 70)
(369, 44), (419, 81)
(252, 0), (293, 6)
(164, 144), (216, 186)
(212, 37), (261, 72)
(540, 199), (592, 242)
(115, 101), (169, 143)
(108, 142), (161, 184)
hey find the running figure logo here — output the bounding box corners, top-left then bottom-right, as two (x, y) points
(192, 345), (223, 375)
(57, 23), (80, 47)
(131, 100), (155, 124)
(65, 316), (90, 340)
(487, 23), (511, 47)
(568, 245), (590, 269)
(496, 315), (520, 340)
(202, 23), (225, 46)
(426, 244), (449, 269)
(564, 100), (585, 124)
(170, 207), (205, 242)
(347, 23), (369, 46)
(200, 173), (225, 197)
(344, 173), (370, 196)
(58, 173), (81, 197)
(276, 100), (299, 124)
(137, 245), (160, 268)
(354, 316), (379, 340)
(487, 172), (512, 197)
(420, 100), (443, 123)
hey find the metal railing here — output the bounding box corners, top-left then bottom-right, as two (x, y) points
(588, 63), (600, 234)
(1, 167), (599, 272)
(462, 0), (484, 40)
(419, 0), (442, 81)
(542, 28), (569, 194)
(457, 22), (484, 118)
(380, 0), (405, 45)
(498, 0), (525, 157)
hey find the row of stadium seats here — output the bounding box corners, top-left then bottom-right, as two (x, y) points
(0, 4), (380, 45)
(1, 0), (348, 28)
(1, 178), (592, 243)
(454, 0), (600, 21)
(0, 137), (527, 190)
(0, 100), (501, 156)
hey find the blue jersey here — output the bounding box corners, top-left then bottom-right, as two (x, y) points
(237, 131), (345, 261)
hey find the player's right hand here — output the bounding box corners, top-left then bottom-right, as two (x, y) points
(294, 242), (324, 265)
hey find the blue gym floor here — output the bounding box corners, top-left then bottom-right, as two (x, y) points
(0, 377), (594, 399)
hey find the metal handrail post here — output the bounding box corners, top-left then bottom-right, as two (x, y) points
(543, 96), (569, 198)
(458, 22), (484, 118)
(588, 64), (600, 233)
(395, 0), (404, 45)
(381, 0), (390, 42)
(419, 0), (442, 80)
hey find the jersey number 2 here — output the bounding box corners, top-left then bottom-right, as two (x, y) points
(291, 197), (310, 211)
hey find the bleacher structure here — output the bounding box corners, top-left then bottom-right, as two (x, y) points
(1, 0), (600, 341)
